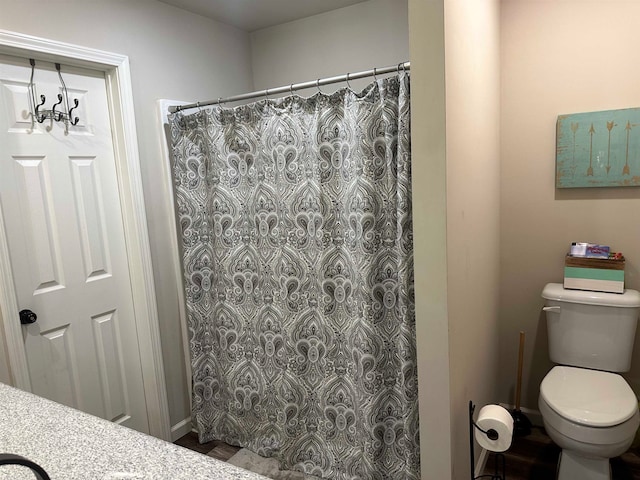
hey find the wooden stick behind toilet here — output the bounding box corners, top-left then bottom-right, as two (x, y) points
(515, 331), (524, 411)
(511, 331), (532, 436)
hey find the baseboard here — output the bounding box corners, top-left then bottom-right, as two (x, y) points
(474, 447), (489, 477)
(499, 403), (543, 427)
(170, 416), (193, 442)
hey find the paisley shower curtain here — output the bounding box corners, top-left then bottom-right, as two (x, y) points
(168, 72), (418, 479)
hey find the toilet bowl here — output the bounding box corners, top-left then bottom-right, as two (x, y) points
(539, 366), (639, 480)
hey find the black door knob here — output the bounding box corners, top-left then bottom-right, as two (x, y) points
(19, 309), (37, 325)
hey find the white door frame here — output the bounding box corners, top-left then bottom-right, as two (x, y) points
(0, 29), (171, 441)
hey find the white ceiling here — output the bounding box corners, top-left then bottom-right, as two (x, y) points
(159, 0), (368, 32)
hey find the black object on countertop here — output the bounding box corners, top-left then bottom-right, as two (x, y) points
(0, 453), (50, 480)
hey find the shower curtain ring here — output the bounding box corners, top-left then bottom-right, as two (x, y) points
(290, 84), (294, 96)
(316, 79), (323, 94)
(196, 102), (202, 113)
(373, 67), (378, 82)
(346, 73), (352, 90)
(264, 88), (270, 101)
(217, 97), (222, 106)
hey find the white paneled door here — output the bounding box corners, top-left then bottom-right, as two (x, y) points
(0, 53), (149, 433)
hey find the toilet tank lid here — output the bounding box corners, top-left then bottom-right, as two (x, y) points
(542, 283), (640, 307)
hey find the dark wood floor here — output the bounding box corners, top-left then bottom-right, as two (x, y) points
(484, 426), (640, 480)
(176, 426), (640, 479)
(174, 431), (241, 462)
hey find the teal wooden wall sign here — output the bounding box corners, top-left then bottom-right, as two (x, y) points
(556, 107), (640, 188)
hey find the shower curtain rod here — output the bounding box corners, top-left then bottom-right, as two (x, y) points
(168, 61), (410, 114)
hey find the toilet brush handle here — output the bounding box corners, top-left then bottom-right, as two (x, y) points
(515, 331), (525, 411)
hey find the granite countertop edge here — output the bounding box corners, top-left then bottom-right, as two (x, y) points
(0, 383), (269, 480)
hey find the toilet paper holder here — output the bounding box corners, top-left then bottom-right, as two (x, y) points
(469, 401), (506, 480)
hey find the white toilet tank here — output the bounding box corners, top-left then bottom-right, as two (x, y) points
(542, 283), (640, 372)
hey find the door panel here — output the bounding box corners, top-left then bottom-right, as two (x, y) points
(0, 53), (149, 433)
(69, 156), (111, 281)
(1, 78), (34, 133)
(12, 155), (65, 293)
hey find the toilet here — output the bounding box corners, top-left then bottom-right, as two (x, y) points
(540, 283), (640, 480)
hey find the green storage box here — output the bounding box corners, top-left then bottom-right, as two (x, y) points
(564, 255), (625, 294)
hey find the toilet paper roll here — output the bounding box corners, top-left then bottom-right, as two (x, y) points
(474, 404), (514, 452)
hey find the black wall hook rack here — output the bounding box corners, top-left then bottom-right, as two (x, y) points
(469, 401), (506, 480)
(28, 59), (80, 131)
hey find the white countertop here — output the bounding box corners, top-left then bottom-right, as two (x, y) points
(0, 383), (269, 480)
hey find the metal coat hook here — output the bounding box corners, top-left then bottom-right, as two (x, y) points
(68, 98), (80, 126)
(29, 59), (46, 123)
(27, 59), (80, 130)
(34, 95), (46, 123)
(51, 93), (64, 121)
(55, 63), (80, 126)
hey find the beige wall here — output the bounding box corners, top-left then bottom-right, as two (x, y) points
(0, 0), (254, 430)
(444, 0), (501, 477)
(500, 1), (640, 412)
(250, 0), (408, 91)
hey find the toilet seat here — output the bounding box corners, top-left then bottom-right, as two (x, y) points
(540, 366), (637, 427)
(539, 394), (639, 448)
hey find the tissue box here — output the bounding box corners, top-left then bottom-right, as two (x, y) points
(564, 255), (625, 293)
(570, 242), (610, 259)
